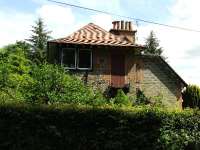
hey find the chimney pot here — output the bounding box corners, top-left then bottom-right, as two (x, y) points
(125, 22), (129, 30)
(109, 20), (136, 44)
(129, 21), (133, 31)
(112, 21), (117, 30)
(121, 20), (124, 30)
(116, 21), (120, 30)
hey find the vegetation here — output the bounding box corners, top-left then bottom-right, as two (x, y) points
(183, 84), (200, 108)
(0, 104), (199, 150)
(0, 41), (164, 107)
(27, 18), (51, 64)
(0, 42), (97, 105)
(144, 30), (163, 56)
(1, 18), (200, 150)
(111, 89), (132, 106)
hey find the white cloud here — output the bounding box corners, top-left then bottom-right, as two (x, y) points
(0, 11), (34, 46)
(1, 0), (200, 86)
(36, 4), (75, 38)
(91, 14), (112, 30)
(137, 0), (200, 86)
(0, 4), (76, 47)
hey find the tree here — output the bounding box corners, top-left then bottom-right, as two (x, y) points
(0, 41), (31, 58)
(144, 31), (163, 56)
(27, 18), (51, 64)
(0, 42), (32, 102)
(182, 85), (200, 108)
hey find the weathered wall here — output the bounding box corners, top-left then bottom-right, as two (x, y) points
(132, 56), (183, 108)
(86, 48), (111, 92)
(48, 43), (183, 108)
(73, 48), (111, 93)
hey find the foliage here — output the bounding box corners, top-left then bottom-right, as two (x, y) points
(0, 42), (102, 106)
(149, 93), (164, 107)
(182, 84), (200, 108)
(0, 44), (33, 103)
(0, 41), (31, 58)
(87, 90), (108, 106)
(24, 64), (94, 104)
(144, 30), (163, 56)
(158, 110), (200, 149)
(27, 18), (51, 64)
(134, 90), (164, 107)
(135, 89), (149, 105)
(0, 104), (199, 150)
(111, 89), (132, 106)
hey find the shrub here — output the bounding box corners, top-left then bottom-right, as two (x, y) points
(0, 104), (200, 150)
(111, 89), (132, 106)
(149, 94), (164, 107)
(135, 89), (149, 105)
(158, 110), (200, 149)
(182, 85), (200, 108)
(87, 90), (108, 106)
(0, 47), (33, 103)
(25, 64), (94, 104)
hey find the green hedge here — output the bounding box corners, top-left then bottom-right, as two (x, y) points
(0, 104), (199, 150)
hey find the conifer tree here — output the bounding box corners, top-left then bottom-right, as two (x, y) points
(27, 18), (51, 63)
(144, 31), (163, 56)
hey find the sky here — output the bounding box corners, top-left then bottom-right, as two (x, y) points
(0, 0), (200, 85)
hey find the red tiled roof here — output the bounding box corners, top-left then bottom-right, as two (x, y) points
(49, 23), (144, 47)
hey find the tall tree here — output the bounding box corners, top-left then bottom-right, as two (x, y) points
(144, 31), (163, 56)
(27, 18), (51, 64)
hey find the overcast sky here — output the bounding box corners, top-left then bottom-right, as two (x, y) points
(0, 0), (200, 85)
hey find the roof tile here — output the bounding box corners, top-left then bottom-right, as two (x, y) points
(49, 23), (144, 47)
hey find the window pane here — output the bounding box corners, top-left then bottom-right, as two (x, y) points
(78, 50), (92, 69)
(62, 49), (75, 68)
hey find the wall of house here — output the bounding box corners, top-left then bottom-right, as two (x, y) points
(86, 48), (111, 92)
(48, 43), (183, 108)
(127, 55), (183, 108)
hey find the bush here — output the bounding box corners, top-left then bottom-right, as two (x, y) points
(0, 104), (200, 150)
(25, 64), (94, 104)
(135, 89), (149, 105)
(182, 85), (200, 108)
(111, 89), (132, 106)
(149, 94), (164, 107)
(0, 46), (33, 103)
(87, 90), (108, 106)
(158, 110), (200, 149)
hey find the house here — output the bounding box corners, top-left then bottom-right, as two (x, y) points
(47, 20), (187, 108)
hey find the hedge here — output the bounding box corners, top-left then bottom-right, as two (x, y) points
(0, 104), (199, 150)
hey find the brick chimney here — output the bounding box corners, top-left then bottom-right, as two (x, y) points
(110, 21), (137, 44)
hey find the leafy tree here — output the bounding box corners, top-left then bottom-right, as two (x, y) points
(27, 18), (51, 64)
(182, 84), (200, 108)
(0, 43), (32, 102)
(144, 31), (163, 56)
(0, 41), (31, 59)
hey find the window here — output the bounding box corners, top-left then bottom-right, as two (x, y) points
(61, 48), (76, 69)
(78, 49), (92, 70)
(61, 48), (92, 70)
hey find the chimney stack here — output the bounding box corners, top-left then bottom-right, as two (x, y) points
(110, 20), (137, 44)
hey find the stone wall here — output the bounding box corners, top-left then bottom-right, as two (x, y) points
(75, 48), (111, 93)
(135, 56), (183, 108)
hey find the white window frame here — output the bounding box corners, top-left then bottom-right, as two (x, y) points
(61, 48), (76, 70)
(77, 49), (92, 70)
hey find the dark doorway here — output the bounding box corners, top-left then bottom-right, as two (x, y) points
(111, 52), (125, 88)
